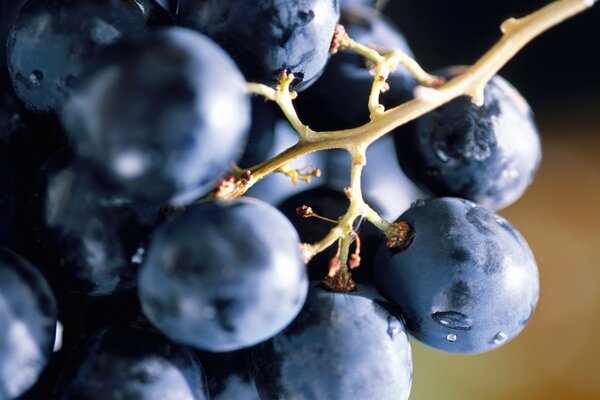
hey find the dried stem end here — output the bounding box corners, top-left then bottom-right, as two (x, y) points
(386, 221), (415, 251)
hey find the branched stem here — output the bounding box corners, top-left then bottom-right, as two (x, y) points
(242, 0), (591, 190)
(236, 0), (593, 287)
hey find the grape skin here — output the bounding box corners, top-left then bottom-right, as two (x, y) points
(43, 165), (159, 296)
(6, 0), (169, 113)
(0, 247), (57, 399)
(55, 325), (209, 400)
(138, 198), (308, 352)
(177, 0), (341, 91)
(61, 28), (251, 204)
(253, 283), (413, 400)
(197, 348), (260, 400)
(394, 69), (541, 210)
(375, 197), (539, 354)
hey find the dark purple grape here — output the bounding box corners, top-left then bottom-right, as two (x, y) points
(394, 68), (541, 210)
(0, 247), (57, 399)
(253, 283), (413, 399)
(43, 165), (159, 296)
(22, 290), (144, 398)
(61, 28), (250, 204)
(197, 348), (260, 400)
(6, 0), (170, 113)
(295, 7), (417, 130)
(0, 1), (26, 68)
(177, 0), (340, 91)
(375, 197), (539, 354)
(138, 198), (307, 352)
(55, 325), (209, 399)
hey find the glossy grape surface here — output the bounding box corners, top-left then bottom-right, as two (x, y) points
(0, 247), (57, 399)
(61, 27), (250, 204)
(55, 325), (209, 399)
(375, 197), (539, 354)
(139, 198), (307, 352)
(394, 68), (541, 210)
(7, 0), (169, 113)
(236, 98), (279, 169)
(177, 0), (340, 90)
(253, 283), (413, 399)
(43, 165), (159, 295)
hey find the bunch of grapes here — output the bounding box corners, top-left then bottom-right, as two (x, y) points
(0, 0), (594, 398)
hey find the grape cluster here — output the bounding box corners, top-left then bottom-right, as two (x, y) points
(0, 0), (592, 399)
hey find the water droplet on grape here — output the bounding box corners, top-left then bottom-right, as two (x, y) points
(432, 311), (473, 331)
(490, 332), (508, 345)
(387, 315), (403, 340)
(446, 334), (457, 342)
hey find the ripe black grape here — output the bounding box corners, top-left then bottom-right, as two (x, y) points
(6, 0), (170, 113)
(0, 247), (57, 399)
(43, 165), (159, 296)
(394, 68), (541, 210)
(61, 27), (251, 204)
(138, 198), (307, 352)
(55, 325), (209, 400)
(177, 0), (341, 90)
(253, 283), (413, 399)
(375, 197), (539, 354)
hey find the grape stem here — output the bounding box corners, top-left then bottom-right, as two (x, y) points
(230, 0), (592, 289)
(242, 0), (591, 185)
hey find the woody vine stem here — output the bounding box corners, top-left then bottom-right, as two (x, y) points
(214, 0), (595, 291)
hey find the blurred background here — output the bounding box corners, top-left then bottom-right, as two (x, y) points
(381, 1), (600, 399)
